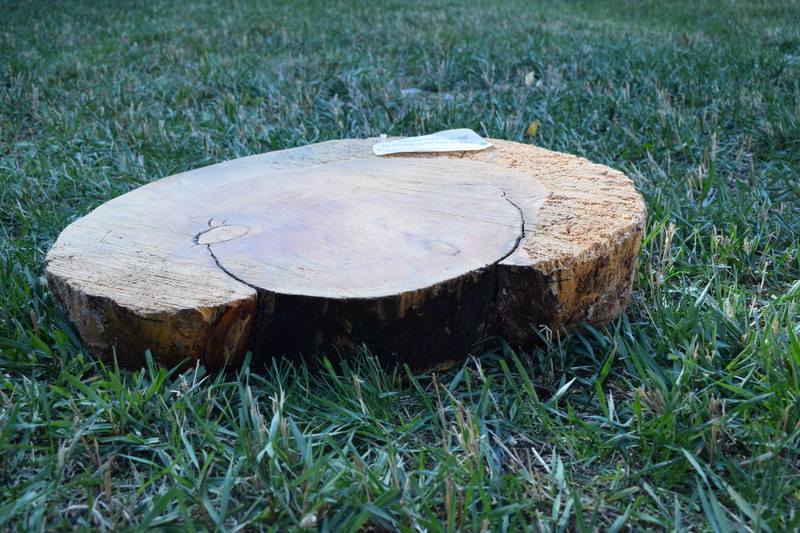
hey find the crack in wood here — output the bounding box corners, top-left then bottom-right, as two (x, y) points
(498, 189), (526, 264)
(44, 139), (644, 371)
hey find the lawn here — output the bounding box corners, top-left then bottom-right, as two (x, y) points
(1, 0), (799, 530)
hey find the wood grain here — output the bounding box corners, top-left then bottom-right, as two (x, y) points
(45, 139), (645, 371)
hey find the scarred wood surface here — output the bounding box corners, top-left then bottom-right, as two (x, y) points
(45, 138), (646, 371)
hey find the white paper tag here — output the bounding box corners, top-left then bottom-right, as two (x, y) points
(373, 128), (492, 156)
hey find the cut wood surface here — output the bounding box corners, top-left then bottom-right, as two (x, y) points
(45, 138), (646, 371)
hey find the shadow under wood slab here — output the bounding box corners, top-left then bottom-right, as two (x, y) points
(45, 139), (646, 372)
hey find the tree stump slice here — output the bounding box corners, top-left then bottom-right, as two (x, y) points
(45, 138), (646, 371)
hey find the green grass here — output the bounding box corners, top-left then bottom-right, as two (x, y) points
(2, 0), (799, 530)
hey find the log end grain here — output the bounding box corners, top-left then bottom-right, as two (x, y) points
(45, 138), (646, 371)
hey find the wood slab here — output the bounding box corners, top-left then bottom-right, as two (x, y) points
(45, 139), (646, 371)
